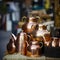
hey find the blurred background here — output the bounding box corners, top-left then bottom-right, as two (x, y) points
(0, 0), (60, 60)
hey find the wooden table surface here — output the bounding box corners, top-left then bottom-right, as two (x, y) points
(3, 53), (60, 60)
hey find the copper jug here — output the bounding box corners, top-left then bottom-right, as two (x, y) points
(22, 40), (27, 55)
(22, 17), (37, 34)
(15, 31), (27, 55)
(59, 38), (60, 47)
(35, 24), (51, 46)
(52, 37), (59, 47)
(7, 38), (16, 54)
(27, 41), (43, 57)
(7, 33), (16, 54)
(35, 24), (46, 42)
(44, 33), (51, 46)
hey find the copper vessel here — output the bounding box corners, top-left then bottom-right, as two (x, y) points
(7, 38), (16, 54)
(35, 24), (51, 46)
(7, 33), (16, 54)
(15, 31), (27, 55)
(52, 37), (59, 47)
(59, 38), (60, 47)
(27, 41), (43, 57)
(22, 41), (27, 55)
(22, 17), (37, 34)
(35, 24), (44, 41)
(44, 33), (51, 46)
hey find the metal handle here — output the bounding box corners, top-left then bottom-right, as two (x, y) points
(39, 42), (43, 48)
(22, 16), (27, 22)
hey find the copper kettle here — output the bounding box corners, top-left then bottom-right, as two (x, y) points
(35, 24), (48, 41)
(35, 24), (44, 42)
(52, 37), (59, 47)
(7, 33), (16, 54)
(35, 24), (51, 46)
(22, 17), (38, 34)
(27, 41), (43, 57)
(15, 31), (27, 55)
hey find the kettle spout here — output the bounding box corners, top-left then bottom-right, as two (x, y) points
(11, 33), (17, 40)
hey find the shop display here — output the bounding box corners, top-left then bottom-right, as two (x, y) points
(6, 16), (60, 57)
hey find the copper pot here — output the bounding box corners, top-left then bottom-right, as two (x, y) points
(35, 24), (45, 41)
(27, 41), (43, 57)
(21, 41), (27, 55)
(44, 33), (51, 46)
(35, 24), (50, 41)
(7, 39), (16, 54)
(59, 38), (60, 47)
(52, 37), (59, 47)
(15, 31), (27, 55)
(7, 33), (16, 54)
(22, 17), (37, 34)
(35, 24), (51, 46)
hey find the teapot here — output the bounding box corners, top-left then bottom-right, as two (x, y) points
(7, 33), (16, 54)
(27, 41), (43, 57)
(22, 17), (38, 34)
(35, 24), (51, 46)
(15, 31), (27, 55)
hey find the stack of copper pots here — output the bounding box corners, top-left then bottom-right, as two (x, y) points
(6, 16), (60, 57)
(22, 17), (44, 56)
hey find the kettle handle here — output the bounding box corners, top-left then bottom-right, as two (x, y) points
(39, 42), (43, 48)
(22, 16), (27, 22)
